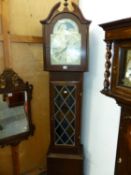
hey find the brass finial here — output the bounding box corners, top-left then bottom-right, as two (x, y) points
(64, 0), (69, 8)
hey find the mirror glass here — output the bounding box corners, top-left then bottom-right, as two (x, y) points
(0, 91), (29, 139)
(0, 68), (34, 146)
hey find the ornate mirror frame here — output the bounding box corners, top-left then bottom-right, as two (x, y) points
(0, 69), (35, 147)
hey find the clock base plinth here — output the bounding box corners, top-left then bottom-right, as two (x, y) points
(47, 151), (83, 175)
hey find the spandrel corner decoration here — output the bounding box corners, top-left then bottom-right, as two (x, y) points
(0, 68), (35, 147)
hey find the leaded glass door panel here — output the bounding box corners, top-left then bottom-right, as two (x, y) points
(49, 72), (83, 153)
(53, 84), (76, 145)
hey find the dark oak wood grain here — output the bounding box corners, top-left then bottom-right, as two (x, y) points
(40, 1), (91, 174)
(100, 18), (131, 175)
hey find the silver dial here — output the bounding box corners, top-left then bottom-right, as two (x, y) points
(51, 19), (81, 65)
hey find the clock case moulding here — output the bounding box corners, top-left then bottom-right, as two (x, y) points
(40, 1), (91, 72)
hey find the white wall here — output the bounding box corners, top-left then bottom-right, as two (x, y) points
(79, 0), (131, 175)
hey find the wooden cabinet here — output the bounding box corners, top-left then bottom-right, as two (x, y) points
(47, 152), (83, 175)
(47, 72), (84, 174)
(115, 106), (131, 175)
(100, 18), (131, 175)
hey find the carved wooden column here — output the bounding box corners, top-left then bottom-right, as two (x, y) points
(104, 42), (112, 91)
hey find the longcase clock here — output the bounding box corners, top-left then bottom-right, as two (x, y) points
(100, 17), (131, 175)
(41, 0), (91, 174)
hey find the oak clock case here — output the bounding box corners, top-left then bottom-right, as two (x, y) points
(100, 17), (131, 175)
(41, 1), (91, 175)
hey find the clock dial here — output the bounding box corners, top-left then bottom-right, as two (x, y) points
(51, 19), (81, 65)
